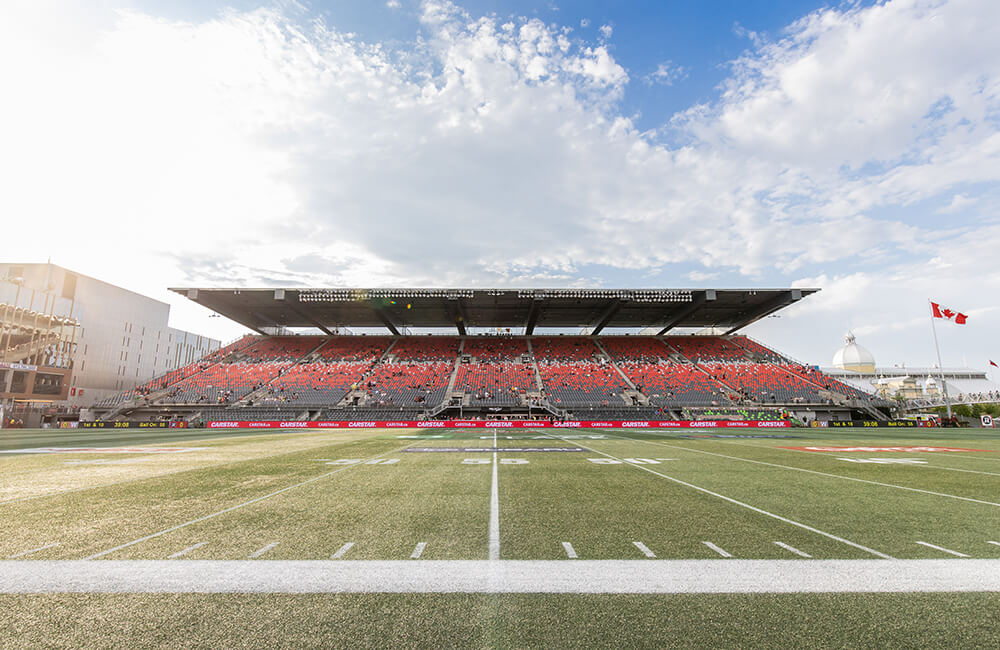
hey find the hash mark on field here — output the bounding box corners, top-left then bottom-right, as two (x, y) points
(774, 541), (812, 558)
(559, 437), (894, 560)
(562, 542), (578, 559)
(83, 441), (416, 560)
(633, 541), (656, 558)
(410, 542), (426, 559)
(249, 543), (279, 559)
(331, 543), (354, 559)
(6, 543), (59, 559)
(916, 541), (970, 558)
(703, 541), (732, 558)
(168, 542), (207, 559)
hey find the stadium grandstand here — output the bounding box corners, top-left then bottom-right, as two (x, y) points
(91, 287), (896, 425)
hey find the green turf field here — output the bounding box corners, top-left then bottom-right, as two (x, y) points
(1, 426), (998, 647)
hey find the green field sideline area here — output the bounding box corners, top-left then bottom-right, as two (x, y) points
(2, 426), (999, 647)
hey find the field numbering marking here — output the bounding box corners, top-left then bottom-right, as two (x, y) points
(168, 542), (207, 559)
(915, 541), (969, 558)
(410, 543), (426, 559)
(6, 543), (59, 559)
(249, 543), (279, 559)
(633, 541), (656, 558)
(560, 437), (894, 560)
(332, 542), (355, 559)
(703, 541), (732, 558)
(562, 542), (578, 559)
(774, 541), (812, 558)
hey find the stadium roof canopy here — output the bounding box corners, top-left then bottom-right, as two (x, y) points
(171, 287), (819, 336)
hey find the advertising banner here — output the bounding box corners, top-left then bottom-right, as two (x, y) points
(205, 420), (792, 429)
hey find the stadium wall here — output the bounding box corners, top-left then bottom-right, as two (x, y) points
(0, 263), (220, 408)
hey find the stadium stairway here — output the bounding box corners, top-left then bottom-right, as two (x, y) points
(525, 339), (545, 392)
(592, 339), (640, 391)
(335, 338), (401, 408)
(235, 338), (329, 406)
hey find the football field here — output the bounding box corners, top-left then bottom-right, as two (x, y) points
(1, 426), (999, 647)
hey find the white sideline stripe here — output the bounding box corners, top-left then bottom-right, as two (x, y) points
(410, 543), (426, 559)
(6, 543), (59, 559)
(249, 543), (279, 559)
(559, 437), (894, 560)
(627, 438), (1000, 509)
(703, 542), (732, 558)
(562, 542), (578, 559)
(168, 543), (206, 559)
(633, 542), (656, 558)
(775, 541), (812, 558)
(916, 541), (970, 558)
(489, 431), (500, 561)
(331, 543), (354, 559)
(83, 441), (416, 560)
(6, 560), (996, 593)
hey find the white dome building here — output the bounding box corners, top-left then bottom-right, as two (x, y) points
(832, 333), (876, 373)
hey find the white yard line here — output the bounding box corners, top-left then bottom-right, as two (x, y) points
(632, 542), (656, 558)
(703, 542), (732, 558)
(708, 438), (1000, 475)
(249, 543), (279, 559)
(915, 541), (969, 558)
(410, 543), (426, 559)
(489, 430), (500, 561)
(84, 441), (415, 560)
(10, 559), (996, 593)
(774, 541), (812, 558)
(168, 542), (206, 559)
(557, 436), (894, 560)
(988, 541), (1000, 547)
(331, 543), (354, 559)
(562, 542), (578, 559)
(2, 442), (361, 506)
(6, 543), (59, 559)
(622, 437), (1000, 508)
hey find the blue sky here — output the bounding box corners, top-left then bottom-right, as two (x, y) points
(2, 0), (998, 370)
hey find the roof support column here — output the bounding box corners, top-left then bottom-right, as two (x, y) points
(656, 290), (714, 335)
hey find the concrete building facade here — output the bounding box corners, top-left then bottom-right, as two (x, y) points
(0, 263), (220, 408)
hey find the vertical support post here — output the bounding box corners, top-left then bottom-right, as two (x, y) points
(929, 300), (952, 419)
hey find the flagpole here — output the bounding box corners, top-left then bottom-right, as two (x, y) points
(929, 299), (952, 418)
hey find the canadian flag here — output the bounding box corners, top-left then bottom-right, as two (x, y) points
(931, 302), (968, 324)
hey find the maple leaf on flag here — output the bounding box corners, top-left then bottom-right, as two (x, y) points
(930, 301), (968, 325)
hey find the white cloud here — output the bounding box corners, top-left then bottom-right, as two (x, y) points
(598, 23), (612, 39)
(644, 60), (687, 86)
(937, 193), (977, 214)
(0, 0), (999, 365)
(387, 0), (401, 8)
